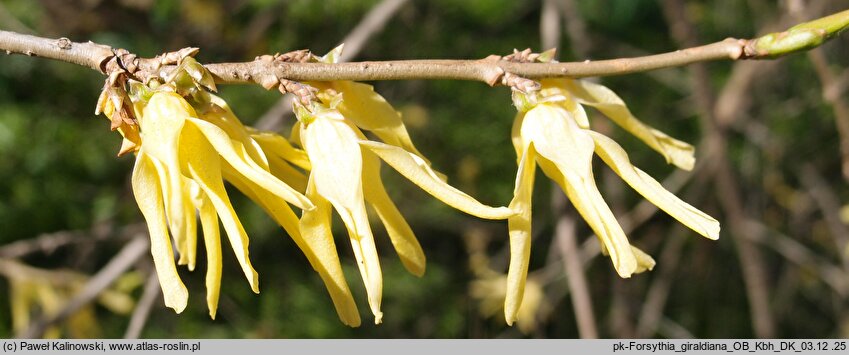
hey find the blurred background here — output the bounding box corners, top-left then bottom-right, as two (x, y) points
(0, 0), (848, 338)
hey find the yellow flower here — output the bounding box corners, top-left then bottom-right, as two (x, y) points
(129, 88), (313, 318)
(471, 273), (550, 334)
(295, 89), (513, 324)
(504, 80), (720, 325)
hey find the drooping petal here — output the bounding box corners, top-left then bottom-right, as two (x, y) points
(553, 79), (696, 171)
(187, 117), (314, 211)
(297, 177), (362, 327)
(359, 141), (514, 220)
(250, 131), (312, 171)
(302, 112), (383, 324)
(225, 164), (361, 327)
(316, 81), (430, 160)
(131, 151), (188, 313)
(336, 202), (383, 324)
(505, 144), (537, 326)
(630, 245), (656, 274)
(301, 111), (363, 208)
(198, 105), (268, 170)
(265, 153), (308, 193)
(511, 112), (526, 159)
(522, 103), (637, 277)
(139, 93), (191, 265)
(589, 131), (720, 240)
(180, 124), (259, 293)
(199, 95), (272, 170)
(362, 149), (426, 277)
(192, 184), (222, 319)
(181, 179), (199, 271)
(539, 158), (638, 277)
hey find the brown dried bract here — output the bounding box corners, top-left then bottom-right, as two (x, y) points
(278, 79), (318, 106)
(502, 72), (540, 93)
(274, 49), (313, 63)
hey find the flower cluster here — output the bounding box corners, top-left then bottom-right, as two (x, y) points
(503, 78), (719, 325)
(97, 49), (719, 327)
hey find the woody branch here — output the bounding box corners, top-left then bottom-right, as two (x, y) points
(0, 9), (847, 87)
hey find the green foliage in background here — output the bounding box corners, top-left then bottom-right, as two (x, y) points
(1, 0), (848, 338)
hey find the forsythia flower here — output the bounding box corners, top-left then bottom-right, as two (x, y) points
(504, 79), (720, 325)
(295, 88), (514, 324)
(104, 74), (314, 318)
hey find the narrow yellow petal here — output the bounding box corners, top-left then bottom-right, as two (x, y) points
(180, 124), (259, 293)
(321, 81), (430, 161)
(335, 202), (384, 324)
(193, 185), (221, 319)
(225, 165), (361, 327)
(250, 131), (312, 171)
(301, 114), (382, 322)
(138, 97), (190, 265)
(182, 180), (198, 271)
(589, 132), (720, 240)
(266, 154), (308, 193)
(359, 141), (514, 220)
(538, 157), (638, 278)
(188, 117), (314, 211)
(290, 120), (303, 148)
(511, 112), (526, 159)
(630, 245), (656, 274)
(298, 178), (362, 327)
(554, 79), (696, 170)
(131, 151), (188, 313)
(362, 149), (425, 277)
(150, 158), (188, 266)
(301, 112), (363, 209)
(198, 98), (272, 170)
(523, 102), (637, 277)
(505, 145), (537, 326)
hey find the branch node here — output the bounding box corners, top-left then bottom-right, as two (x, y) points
(502, 72), (540, 93)
(278, 79), (318, 106)
(274, 49), (313, 63)
(56, 37), (71, 50)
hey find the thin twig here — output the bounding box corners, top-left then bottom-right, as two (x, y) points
(540, 0), (561, 54)
(124, 269), (161, 339)
(0, 33), (772, 85)
(553, 193), (599, 338)
(557, 0), (592, 59)
(0, 10), (846, 85)
(745, 219), (849, 296)
(635, 229), (686, 337)
(799, 165), (849, 271)
(254, 0), (411, 131)
(663, 0), (776, 338)
(807, 49), (849, 182)
(205, 41), (743, 84)
(337, 0), (411, 63)
(0, 30), (112, 72)
(0, 223), (143, 259)
(18, 234), (150, 338)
